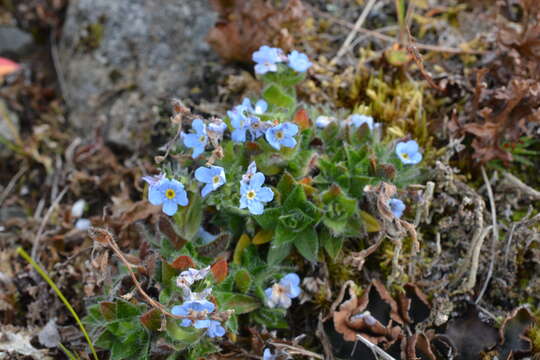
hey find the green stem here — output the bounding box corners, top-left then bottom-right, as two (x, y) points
(58, 343), (80, 360)
(16, 247), (99, 360)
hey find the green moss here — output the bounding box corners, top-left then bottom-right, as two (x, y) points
(79, 15), (107, 52)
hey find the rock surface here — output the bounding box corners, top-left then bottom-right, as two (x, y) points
(59, 0), (217, 149)
(0, 26), (34, 58)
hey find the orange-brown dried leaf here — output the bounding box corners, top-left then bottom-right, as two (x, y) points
(171, 255), (195, 271)
(207, 0), (309, 63)
(211, 259), (228, 283)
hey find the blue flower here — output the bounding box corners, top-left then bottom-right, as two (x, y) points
(208, 119), (227, 135)
(263, 348), (278, 360)
(253, 45), (284, 74)
(315, 116), (333, 129)
(350, 114), (379, 131)
(287, 50), (312, 72)
(171, 300), (215, 327)
(243, 98), (268, 115)
(239, 172), (274, 215)
(388, 198), (405, 218)
(265, 122), (299, 150)
(227, 106), (250, 142)
(194, 319), (226, 338)
(182, 119), (208, 158)
(264, 273), (302, 309)
(148, 178), (188, 216)
(248, 117), (272, 139)
(194, 165), (226, 197)
(396, 140), (422, 165)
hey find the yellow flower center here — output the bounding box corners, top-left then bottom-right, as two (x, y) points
(165, 189), (176, 199)
(199, 135), (206, 143)
(401, 152), (409, 159)
(275, 131), (284, 140)
(246, 190), (256, 200)
(252, 122), (260, 129)
(212, 175), (221, 184)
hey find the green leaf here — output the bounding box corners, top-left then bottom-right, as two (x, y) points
(187, 340), (221, 360)
(251, 307), (289, 329)
(320, 230), (343, 259)
(166, 319), (202, 343)
(262, 83), (295, 109)
(215, 291), (260, 315)
(234, 269), (253, 294)
(267, 242), (292, 265)
(254, 208), (280, 230)
(293, 227), (319, 262)
(283, 185), (307, 210)
(181, 193), (203, 240)
(276, 172), (296, 198)
(274, 223), (298, 245)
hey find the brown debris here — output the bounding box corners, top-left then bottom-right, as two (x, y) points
(498, 307), (537, 360)
(207, 0), (309, 63)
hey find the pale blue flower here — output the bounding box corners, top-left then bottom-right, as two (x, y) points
(315, 116), (333, 129)
(264, 273), (301, 309)
(227, 106), (250, 142)
(287, 50), (312, 72)
(208, 119), (227, 135)
(388, 198), (405, 218)
(148, 178), (188, 216)
(195, 319), (226, 338)
(253, 45), (284, 74)
(182, 119), (208, 158)
(265, 122), (299, 150)
(263, 348), (277, 360)
(396, 140), (422, 165)
(171, 300), (215, 328)
(243, 98), (268, 115)
(239, 172), (274, 215)
(350, 114), (379, 131)
(194, 165), (226, 197)
(248, 117), (272, 139)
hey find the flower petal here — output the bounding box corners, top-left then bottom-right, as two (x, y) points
(192, 119), (205, 135)
(250, 172), (265, 188)
(171, 305), (188, 316)
(256, 187), (274, 202)
(248, 200), (264, 215)
(201, 183), (213, 198)
(195, 166), (213, 183)
(148, 185), (163, 205)
(162, 201), (178, 216)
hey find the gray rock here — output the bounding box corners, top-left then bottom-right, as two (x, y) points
(59, 0), (217, 149)
(0, 26), (33, 58)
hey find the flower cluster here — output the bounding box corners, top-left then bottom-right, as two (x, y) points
(171, 300), (225, 338)
(264, 273), (302, 309)
(172, 267), (226, 338)
(252, 45), (312, 75)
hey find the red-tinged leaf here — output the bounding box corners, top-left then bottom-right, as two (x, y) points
(211, 259), (228, 283)
(171, 255), (195, 271)
(140, 308), (161, 331)
(0, 57), (20, 79)
(99, 301), (116, 321)
(293, 108), (311, 130)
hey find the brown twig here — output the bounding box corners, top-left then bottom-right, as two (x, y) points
(0, 165), (28, 207)
(331, 0), (378, 64)
(314, 8), (484, 54)
(88, 227), (186, 319)
(503, 172), (540, 200)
